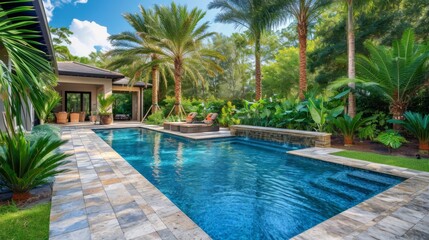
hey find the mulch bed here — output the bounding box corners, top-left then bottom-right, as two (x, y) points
(331, 136), (429, 159)
(0, 184), (52, 208)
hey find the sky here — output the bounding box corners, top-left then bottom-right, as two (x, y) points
(42, 0), (238, 57)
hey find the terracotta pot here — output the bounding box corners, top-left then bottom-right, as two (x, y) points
(70, 112), (80, 123)
(100, 114), (113, 125)
(12, 192), (31, 201)
(419, 141), (429, 151)
(344, 135), (353, 146)
(90, 115), (97, 123)
(79, 112), (86, 122)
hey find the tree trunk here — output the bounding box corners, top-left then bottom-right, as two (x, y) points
(347, 0), (356, 117)
(255, 34), (262, 101)
(298, 21), (308, 100)
(390, 99), (406, 130)
(174, 58), (182, 115)
(151, 54), (159, 114)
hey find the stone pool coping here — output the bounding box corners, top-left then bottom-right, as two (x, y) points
(49, 124), (429, 239)
(289, 148), (429, 239)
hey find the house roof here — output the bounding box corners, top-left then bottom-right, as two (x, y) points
(0, 0), (57, 71)
(113, 78), (151, 88)
(58, 62), (125, 80)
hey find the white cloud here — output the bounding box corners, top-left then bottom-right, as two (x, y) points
(42, 0), (54, 22)
(42, 0), (89, 22)
(67, 19), (111, 57)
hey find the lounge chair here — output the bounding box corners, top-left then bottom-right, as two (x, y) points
(179, 113), (219, 133)
(163, 112), (197, 131)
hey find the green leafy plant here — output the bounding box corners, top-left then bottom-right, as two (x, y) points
(97, 94), (115, 115)
(394, 112), (429, 151)
(333, 113), (374, 145)
(219, 101), (240, 127)
(33, 89), (61, 125)
(375, 130), (407, 153)
(0, 132), (70, 200)
(307, 97), (344, 132)
(358, 125), (376, 141)
(26, 125), (61, 143)
(146, 110), (165, 125)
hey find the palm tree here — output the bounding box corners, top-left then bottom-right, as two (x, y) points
(284, 0), (331, 100)
(108, 7), (166, 114)
(0, 2), (56, 131)
(145, 3), (224, 115)
(356, 29), (429, 125)
(346, 0), (356, 117)
(209, 0), (288, 101)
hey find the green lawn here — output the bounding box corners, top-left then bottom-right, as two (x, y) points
(332, 150), (429, 172)
(0, 203), (50, 240)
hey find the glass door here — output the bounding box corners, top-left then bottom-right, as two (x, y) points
(65, 92), (91, 117)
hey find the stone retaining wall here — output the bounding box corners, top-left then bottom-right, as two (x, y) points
(230, 125), (331, 147)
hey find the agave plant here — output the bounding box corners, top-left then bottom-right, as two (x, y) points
(396, 112), (429, 151)
(333, 113), (374, 146)
(0, 132), (70, 201)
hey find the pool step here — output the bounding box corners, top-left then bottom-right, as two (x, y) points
(301, 185), (350, 211)
(347, 171), (398, 186)
(328, 173), (377, 194)
(309, 179), (364, 201)
(230, 140), (289, 153)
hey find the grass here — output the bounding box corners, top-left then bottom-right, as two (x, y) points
(0, 203), (50, 240)
(332, 150), (429, 172)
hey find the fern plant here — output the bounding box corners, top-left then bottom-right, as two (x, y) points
(375, 130), (407, 153)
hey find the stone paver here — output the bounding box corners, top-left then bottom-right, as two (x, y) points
(49, 123), (209, 240)
(50, 124), (429, 239)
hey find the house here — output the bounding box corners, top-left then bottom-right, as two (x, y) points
(55, 62), (147, 122)
(0, 0), (148, 130)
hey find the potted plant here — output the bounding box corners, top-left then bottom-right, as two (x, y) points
(394, 112), (429, 151)
(98, 94), (115, 125)
(333, 113), (373, 146)
(90, 111), (97, 123)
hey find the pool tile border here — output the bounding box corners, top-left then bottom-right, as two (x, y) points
(289, 147), (429, 239)
(49, 124), (429, 240)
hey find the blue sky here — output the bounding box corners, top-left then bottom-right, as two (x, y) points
(43, 0), (238, 57)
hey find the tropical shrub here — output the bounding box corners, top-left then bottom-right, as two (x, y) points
(219, 101), (240, 127)
(375, 130), (407, 153)
(334, 113), (374, 145)
(307, 97), (344, 132)
(26, 125), (61, 143)
(97, 94), (115, 115)
(0, 132), (70, 200)
(146, 110), (165, 125)
(395, 112), (429, 151)
(33, 89), (61, 125)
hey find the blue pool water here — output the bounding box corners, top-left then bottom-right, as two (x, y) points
(95, 128), (403, 239)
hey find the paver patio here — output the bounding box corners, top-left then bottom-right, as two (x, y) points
(49, 124), (429, 239)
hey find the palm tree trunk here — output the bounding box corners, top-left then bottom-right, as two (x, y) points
(174, 58), (182, 115)
(298, 20), (308, 100)
(347, 0), (356, 117)
(391, 100), (407, 130)
(255, 34), (262, 101)
(151, 54), (159, 114)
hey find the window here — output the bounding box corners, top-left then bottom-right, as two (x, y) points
(65, 92), (91, 116)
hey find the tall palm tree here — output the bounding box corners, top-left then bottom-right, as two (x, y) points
(284, 0), (331, 100)
(209, 0), (288, 101)
(356, 29), (429, 124)
(346, 0), (356, 117)
(0, 1), (56, 131)
(145, 3), (224, 115)
(108, 7), (166, 114)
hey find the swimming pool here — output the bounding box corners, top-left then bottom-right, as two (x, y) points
(95, 128), (403, 239)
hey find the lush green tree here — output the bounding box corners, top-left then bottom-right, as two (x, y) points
(140, 3), (224, 115)
(108, 6), (171, 114)
(50, 27), (74, 61)
(354, 29), (429, 123)
(209, 0), (288, 100)
(283, 0), (331, 100)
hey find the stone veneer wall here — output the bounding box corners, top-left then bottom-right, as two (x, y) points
(230, 125), (331, 148)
